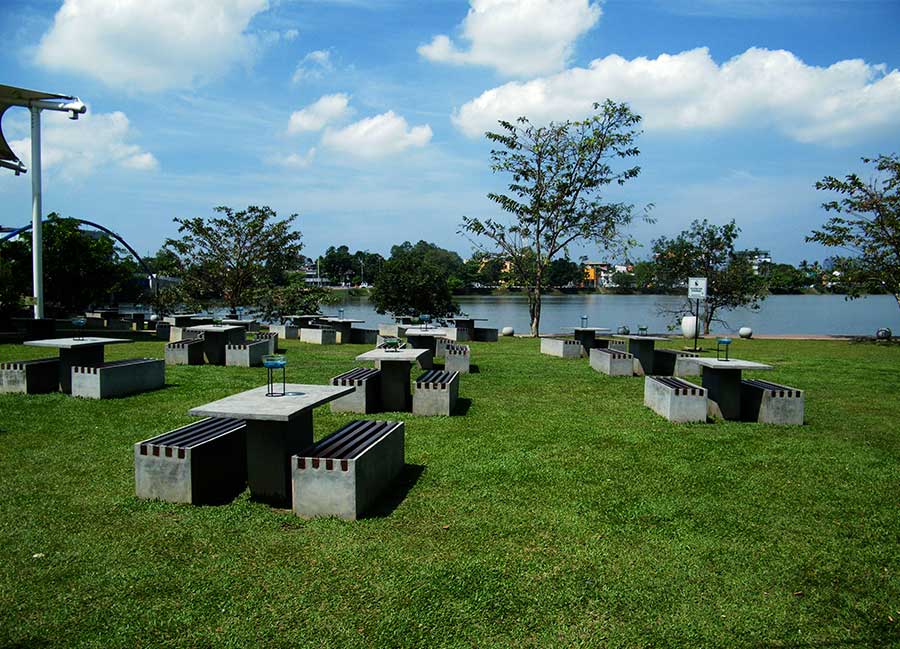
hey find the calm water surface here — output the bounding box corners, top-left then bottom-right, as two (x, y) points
(330, 293), (900, 336)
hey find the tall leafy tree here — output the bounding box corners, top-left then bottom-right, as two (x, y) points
(165, 205), (304, 311)
(0, 237), (30, 321)
(461, 100), (645, 336)
(653, 219), (767, 333)
(807, 154), (900, 310)
(370, 250), (459, 319)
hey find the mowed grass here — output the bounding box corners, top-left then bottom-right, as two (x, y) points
(1, 335), (899, 648)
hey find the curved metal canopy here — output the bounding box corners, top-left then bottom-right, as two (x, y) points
(0, 84), (82, 175)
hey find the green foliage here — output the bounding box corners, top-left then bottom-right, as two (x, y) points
(319, 246), (385, 286)
(463, 251), (504, 288)
(165, 205), (304, 311)
(390, 240), (465, 286)
(252, 274), (337, 323)
(653, 219), (767, 333)
(546, 257), (583, 288)
(759, 262), (810, 294)
(370, 250), (459, 318)
(462, 100), (646, 335)
(0, 238), (29, 320)
(808, 154), (900, 309)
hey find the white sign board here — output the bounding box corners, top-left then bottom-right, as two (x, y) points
(688, 277), (707, 299)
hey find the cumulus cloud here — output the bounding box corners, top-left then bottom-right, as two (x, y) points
(452, 47), (900, 144)
(287, 94), (351, 133)
(35, 0), (269, 91)
(280, 148), (317, 168)
(419, 0), (601, 77)
(292, 50), (333, 83)
(321, 112), (432, 158)
(10, 110), (158, 180)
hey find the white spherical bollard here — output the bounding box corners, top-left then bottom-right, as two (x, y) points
(738, 326), (753, 339)
(681, 315), (697, 339)
(501, 326), (514, 336)
(150, 314), (159, 322)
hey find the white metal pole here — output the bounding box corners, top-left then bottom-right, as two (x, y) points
(30, 106), (43, 320)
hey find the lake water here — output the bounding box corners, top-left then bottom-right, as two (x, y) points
(329, 293), (900, 336)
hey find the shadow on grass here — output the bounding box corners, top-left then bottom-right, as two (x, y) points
(454, 398), (472, 416)
(468, 364), (480, 374)
(366, 463), (426, 519)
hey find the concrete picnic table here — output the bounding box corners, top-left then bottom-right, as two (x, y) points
(612, 334), (670, 375)
(446, 316), (488, 339)
(695, 358), (774, 420)
(403, 328), (450, 369)
(163, 313), (207, 327)
(284, 314), (323, 328)
(319, 317), (365, 344)
(356, 347), (429, 412)
(565, 326), (612, 355)
(220, 318), (259, 332)
(183, 324), (246, 365)
(189, 383), (354, 505)
(23, 336), (132, 393)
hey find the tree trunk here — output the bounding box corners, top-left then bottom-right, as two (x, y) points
(528, 288), (542, 337)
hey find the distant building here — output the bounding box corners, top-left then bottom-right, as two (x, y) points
(583, 261), (633, 288)
(749, 251), (772, 275)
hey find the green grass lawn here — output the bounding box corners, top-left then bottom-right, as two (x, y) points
(1, 336), (899, 648)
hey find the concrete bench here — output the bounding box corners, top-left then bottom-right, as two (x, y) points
(71, 358), (165, 399)
(413, 370), (460, 416)
(740, 379), (805, 425)
(653, 348), (700, 376)
(254, 331), (279, 355)
(291, 419), (405, 520)
(165, 338), (205, 366)
(349, 328), (378, 345)
(225, 339), (269, 367)
(444, 344), (471, 374)
(330, 367), (382, 414)
(134, 417), (247, 505)
(541, 337), (583, 358)
(644, 376), (707, 423)
(589, 347), (634, 376)
(434, 336), (452, 359)
(608, 339), (627, 353)
(300, 327), (336, 345)
(473, 327), (498, 342)
(0, 358), (60, 394)
(378, 323), (408, 338)
(270, 324), (298, 340)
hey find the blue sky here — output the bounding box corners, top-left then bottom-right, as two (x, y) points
(1, 0), (899, 265)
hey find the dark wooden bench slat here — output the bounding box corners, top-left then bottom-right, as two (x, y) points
(143, 418), (245, 450)
(333, 367), (380, 384)
(0, 357), (59, 370)
(416, 370), (456, 386)
(303, 420), (398, 460)
(742, 379), (801, 397)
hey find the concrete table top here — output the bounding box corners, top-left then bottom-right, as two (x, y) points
(24, 337), (133, 349)
(357, 348), (428, 362)
(613, 334), (670, 341)
(220, 319), (257, 326)
(447, 317), (488, 322)
(320, 317), (365, 324)
(184, 324), (245, 334)
(189, 384), (353, 422)
(404, 329), (450, 337)
(695, 358), (774, 371)
(568, 327), (612, 332)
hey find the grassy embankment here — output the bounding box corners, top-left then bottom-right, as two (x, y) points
(1, 336), (898, 647)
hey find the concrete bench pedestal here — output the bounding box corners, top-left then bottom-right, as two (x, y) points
(270, 324), (298, 340)
(473, 327), (498, 342)
(292, 419), (405, 520)
(165, 339), (205, 365)
(72, 358), (165, 399)
(741, 379), (805, 425)
(135, 418), (247, 504)
(225, 340), (269, 367)
(300, 328), (337, 345)
(444, 344), (471, 374)
(330, 368), (382, 414)
(0, 358), (60, 394)
(644, 376), (707, 423)
(653, 349), (700, 377)
(413, 370), (460, 416)
(254, 332), (279, 354)
(589, 348), (634, 376)
(541, 338), (583, 358)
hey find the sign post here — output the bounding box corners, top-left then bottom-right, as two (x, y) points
(687, 278), (707, 351)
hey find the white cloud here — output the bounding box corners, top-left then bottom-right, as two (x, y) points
(292, 50), (333, 83)
(10, 110), (158, 180)
(280, 148), (317, 168)
(321, 112), (432, 158)
(452, 47), (900, 145)
(419, 0), (601, 77)
(35, 0), (269, 91)
(287, 94), (351, 133)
